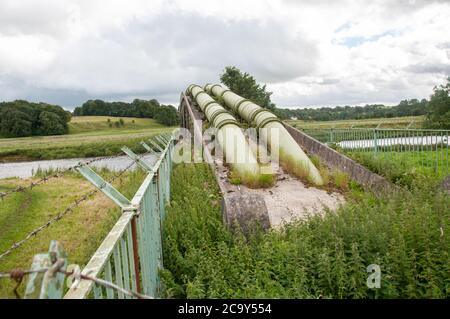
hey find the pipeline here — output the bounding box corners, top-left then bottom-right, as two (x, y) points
(204, 84), (324, 186)
(187, 84), (275, 188)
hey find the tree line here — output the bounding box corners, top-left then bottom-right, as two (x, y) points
(221, 66), (450, 129)
(0, 100), (71, 138)
(274, 99), (428, 121)
(73, 99), (178, 126)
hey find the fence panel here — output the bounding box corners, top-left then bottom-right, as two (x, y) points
(300, 128), (449, 177)
(64, 134), (174, 299)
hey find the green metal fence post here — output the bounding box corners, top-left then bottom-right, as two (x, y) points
(24, 241), (67, 299)
(373, 128), (378, 154)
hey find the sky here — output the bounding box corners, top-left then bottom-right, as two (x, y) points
(0, 0), (449, 110)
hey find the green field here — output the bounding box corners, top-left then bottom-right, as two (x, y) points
(0, 116), (176, 161)
(0, 168), (147, 298)
(286, 116), (424, 129)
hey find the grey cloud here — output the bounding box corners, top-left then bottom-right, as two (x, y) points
(125, 13), (318, 83)
(15, 11), (319, 107)
(0, 0), (70, 36)
(405, 62), (450, 75)
(318, 78), (340, 85)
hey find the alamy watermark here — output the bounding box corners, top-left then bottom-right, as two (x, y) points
(366, 264), (381, 289)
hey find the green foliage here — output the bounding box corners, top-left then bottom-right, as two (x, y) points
(220, 66), (276, 110)
(347, 152), (441, 187)
(73, 98), (179, 126)
(424, 76), (450, 129)
(276, 99), (429, 121)
(154, 104), (179, 126)
(0, 100), (70, 137)
(162, 164), (450, 298)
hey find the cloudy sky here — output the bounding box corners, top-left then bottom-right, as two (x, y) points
(1, 0), (449, 110)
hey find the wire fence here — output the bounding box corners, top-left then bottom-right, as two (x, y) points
(302, 128), (450, 177)
(0, 153), (129, 200)
(0, 133), (174, 299)
(0, 155), (141, 261)
(0, 242), (153, 299)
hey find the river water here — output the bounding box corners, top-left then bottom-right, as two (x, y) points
(338, 135), (449, 149)
(0, 154), (158, 179)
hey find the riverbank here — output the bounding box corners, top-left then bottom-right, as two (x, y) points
(0, 116), (175, 162)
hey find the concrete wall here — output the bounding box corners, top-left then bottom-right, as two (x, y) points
(284, 123), (394, 195)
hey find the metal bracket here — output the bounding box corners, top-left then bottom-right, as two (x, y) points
(140, 142), (158, 155)
(147, 139), (164, 152)
(24, 241), (68, 299)
(121, 146), (153, 172)
(154, 136), (169, 149)
(77, 165), (131, 209)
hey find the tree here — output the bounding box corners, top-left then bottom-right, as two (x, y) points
(0, 109), (32, 137)
(424, 77), (450, 129)
(0, 100), (69, 137)
(37, 111), (66, 135)
(220, 66), (276, 110)
(154, 105), (179, 126)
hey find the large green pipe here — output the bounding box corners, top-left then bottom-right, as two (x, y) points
(205, 84), (324, 186)
(187, 84), (274, 188)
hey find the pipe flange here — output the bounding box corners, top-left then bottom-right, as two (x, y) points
(203, 83), (213, 91)
(209, 109), (230, 125)
(249, 107), (268, 122)
(210, 84), (223, 93)
(188, 84), (203, 93)
(216, 118), (239, 130)
(202, 100), (217, 113)
(193, 90), (205, 100)
(234, 98), (251, 113)
(220, 89), (231, 97)
(256, 117), (282, 129)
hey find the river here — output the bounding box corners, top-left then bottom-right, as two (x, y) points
(0, 154), (158, 179)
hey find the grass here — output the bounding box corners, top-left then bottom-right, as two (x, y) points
(0, 168), (147, 298)
(286, 116), (424, 130)
(346, 150), (449, 186)
(161, 163), (449, 298)
(0, 116), (175, 162)
(68, 116), (163, 134)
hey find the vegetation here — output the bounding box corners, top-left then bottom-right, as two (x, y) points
(162, 163), (449, 298)
(0, 168), (147, 298)
(346, 150), (449, 186)
(0, 116), (174, 161)
(220, 66), (276, 111)
(276, 99), (428, 122)
(0, 100), (71, 138)
(287, 116), (424, 130)
(73, 99), (179, 126)
(424, 77), (450, 129)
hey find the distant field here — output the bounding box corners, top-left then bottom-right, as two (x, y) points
(285, 116), (424, 129)
(0, 116), (176, 161)
(68, 116), (164, 134)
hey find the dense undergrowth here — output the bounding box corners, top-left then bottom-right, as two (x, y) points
(347, 151), (446, 188)
(162, 163), (449, 298)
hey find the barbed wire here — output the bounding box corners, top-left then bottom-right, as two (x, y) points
(0, 149), (154, 261)
(0, 265), (153, 299)
(0, 153), (129, 200)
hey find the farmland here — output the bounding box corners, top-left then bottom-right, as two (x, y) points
(286, 115), (424, 129)
(0, 116), (175, 162)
